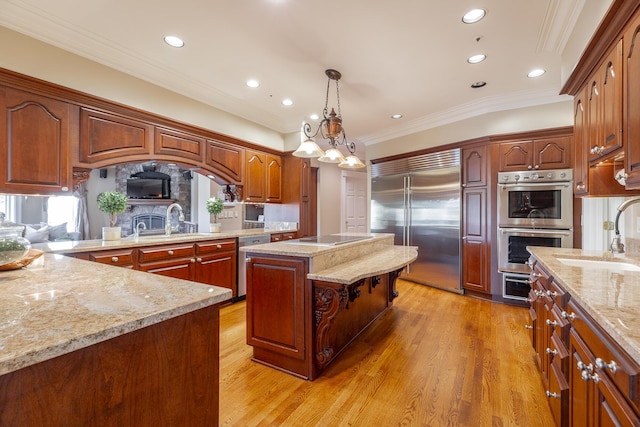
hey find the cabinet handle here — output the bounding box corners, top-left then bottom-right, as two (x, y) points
(111, 257), (119, 263)
(462, 183), (467, 188)
(545, 391), (560, 399)
(545, 319), (559, 327)
(217, 244), (222, 249)
(534, 290), (545, 298)
(576, 183), (585, 191)
(190, 258), (196, 263)
(577, 361), (594, 374)
(287, 235), (294, 239)
(534, 165), (539, 169)
(527, 165), (532, 170)
(546, 347), (558, 356)
(561, 311), (576, 320)
(168, 250), (174, 256)
(595, 358), (618, 373)
(246, 257), (252, 263)
(530, 272), (541, 279)
(196, 257), (203, 263)
(546, 290), (558, 297)
(524, 325), (533, 329)
(582, 371), (600, 383)
(266, 198), (270, 202)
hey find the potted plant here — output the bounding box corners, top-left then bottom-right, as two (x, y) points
(98, 191), (128, 240)
(206, 197), (224, 233)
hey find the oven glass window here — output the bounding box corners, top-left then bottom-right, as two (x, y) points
(508, 235), (562, 264)
(504, 275), (530, 299)
(507, 189), (561, 219)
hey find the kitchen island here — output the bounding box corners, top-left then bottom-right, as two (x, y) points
(242, 233), (417, 380)
(0, 253), (231, 426)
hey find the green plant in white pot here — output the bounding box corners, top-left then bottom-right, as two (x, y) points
(98, 191), (128, 240)
(206, 197), (224, 233)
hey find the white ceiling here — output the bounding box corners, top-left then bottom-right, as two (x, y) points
(0, 0), (604, 147)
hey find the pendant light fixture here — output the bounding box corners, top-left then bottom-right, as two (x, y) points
(293, 69), (365, 169)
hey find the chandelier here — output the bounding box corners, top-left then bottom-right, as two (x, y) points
(293, 69), (365, 168)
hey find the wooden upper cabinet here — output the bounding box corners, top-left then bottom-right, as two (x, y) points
(574, 87), (589, 196)
(79, 107), (153, 165)
(499, 137), (572, 172)
(154, 126), (205, 162)
(265, 154), (282, 203)
(206, 139), (244, 183)
(462, 145), (486, 187)
(0, 87), (75, 194)
(588, 40), (623, 163)
(244, 150), (266, 202)
(244, 150), (281, 203)
(624, 14), (640, 189)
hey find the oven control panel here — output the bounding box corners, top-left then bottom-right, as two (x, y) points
(497, 168), (573, 184)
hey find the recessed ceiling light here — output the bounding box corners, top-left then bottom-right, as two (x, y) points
(246, 79), (260, 88)
(471, 81), (487, 88)
(462, 9), (486, 24)
(163, 35), (184, 48)
(527, 69), (546, 78)
(467, 54), (486, 64)
(282, 99), (293, 106)
(310, 113), (319, 120)
(391, 114), (403, 119)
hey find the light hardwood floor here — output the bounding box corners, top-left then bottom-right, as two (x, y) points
(219, 279), (555, 426)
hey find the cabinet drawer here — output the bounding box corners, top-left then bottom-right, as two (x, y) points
(195, 239), (236, 255)
(547, 358), (569, 427)
(547, 280), (568, 309)
(567, 299), (640, 413)
(549, 332), (570, 379)
(271, 232), (297, 242)
(531, 262), (552, 289)
(137, 244), (194, 263)
(89, 249), (135, 268)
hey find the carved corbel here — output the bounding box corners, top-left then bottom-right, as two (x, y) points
(314, 285), (348, 368)
(347, 278), (366, 304)
(72, 167), (91, 192)
(388, 267), (404, 302)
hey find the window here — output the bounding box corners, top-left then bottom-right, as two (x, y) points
(47, 196), (78, 232)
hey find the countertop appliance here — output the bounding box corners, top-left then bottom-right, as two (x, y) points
(370, 148), (461, 293)
(237, 233), (271, 300)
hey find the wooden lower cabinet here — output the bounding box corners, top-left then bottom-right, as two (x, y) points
(73, 238), (237, 299)
(0, 305), (220, 426)
(245, 253), (400, 380)
(270, 232), (297, 242)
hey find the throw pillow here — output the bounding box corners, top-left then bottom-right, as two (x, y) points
(25, 225), (49, 243)
(47, 222), (69, 241)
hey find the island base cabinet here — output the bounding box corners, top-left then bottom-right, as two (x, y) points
(0, 305), (220, 427)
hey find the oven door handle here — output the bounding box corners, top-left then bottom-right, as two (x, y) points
(498, 182), (572, 189)
(499, 228), (572, 237)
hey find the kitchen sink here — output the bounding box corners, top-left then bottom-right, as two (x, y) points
(556, 257), (640, 272)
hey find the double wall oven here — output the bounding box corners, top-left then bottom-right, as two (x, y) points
(497, 168), (573, 301)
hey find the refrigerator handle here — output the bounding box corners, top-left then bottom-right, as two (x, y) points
(403, 176), (408, 246)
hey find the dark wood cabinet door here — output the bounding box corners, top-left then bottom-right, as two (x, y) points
(599, 39), (623, 158)
(624, 16), (640, 189)
(196, 251), (237, 297)
(246, 255), (307, 360)
(265, 154), (282, 203)
(0, 87), (74, 194)
(206, 139), (244, 183)
(462, 188), (489, 293)
(499, 141), (533, 171)
(138, 258), (196, 280)
(79, 107), (153, 165)
(154, 126), (205, 162)
(462, 146), (486, 187)
(245, 150), (266, 202)
(574, 88), (589, 195)
(569, 329), (592, 427)
(534, 136), (573, 170)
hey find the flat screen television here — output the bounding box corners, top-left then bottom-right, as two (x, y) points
(127, 178), (170, 199)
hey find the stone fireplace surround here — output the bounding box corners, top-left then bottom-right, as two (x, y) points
(113, 163), (192, 237)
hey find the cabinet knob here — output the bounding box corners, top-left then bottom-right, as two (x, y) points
(545, 391), (560, 399)
(546, 290), (558, 297)
(527, 165), (532, 170)
(595, 358), (618, 373)
(577, 361), (593, 374)
(111, 257), (119, 263)
(561, 311), (576, 320)
(266, 198), (270, 202)
(196, 257), (202, 263)
(287, 235), (293, 239)
(191, 258), (196, 263)
(545, 319), (559, 327)
(168, 250), (174, 256)
(524, 325), (533, 329)
(546, 347), (558, 356)
(576, 183), (585, 191)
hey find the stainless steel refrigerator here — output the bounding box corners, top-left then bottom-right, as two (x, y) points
(370, 149), (461, 293)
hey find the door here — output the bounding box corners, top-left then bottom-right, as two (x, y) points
(342, 172), (367, 233)
(370, 174), (406, 246)
(407, 168), (461, 291)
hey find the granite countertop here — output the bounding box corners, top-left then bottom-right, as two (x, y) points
(31, 228), (285, 254)
(527, 246), (640, 364)
(0, 253), (231, 376)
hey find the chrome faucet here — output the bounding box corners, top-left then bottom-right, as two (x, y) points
(610, 197), (640, 253)
(165, 203), (185, 236)
(134, 222), (146, 238)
